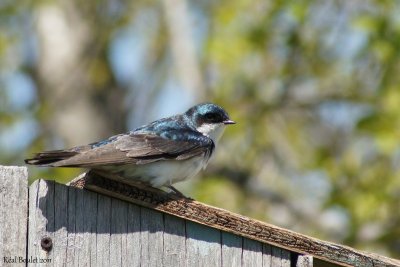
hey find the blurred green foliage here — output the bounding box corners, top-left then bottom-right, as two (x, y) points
(1, 0), (400, 258)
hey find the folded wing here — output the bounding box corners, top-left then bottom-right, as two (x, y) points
(25, 130), (214, 167)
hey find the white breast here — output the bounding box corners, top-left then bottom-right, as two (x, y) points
(196, 123), (226, 144)
(110, 155), (209, 187)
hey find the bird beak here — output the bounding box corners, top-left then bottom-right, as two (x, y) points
(223, 119), (236, 125)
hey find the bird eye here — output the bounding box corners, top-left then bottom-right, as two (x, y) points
(205, 113), (215, 119)
(204, 113), (219, 122)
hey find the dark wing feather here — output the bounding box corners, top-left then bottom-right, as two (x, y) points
(120, 133), (214, 164)
(24, 150), (79, 165)
(26, 130), (214, 167)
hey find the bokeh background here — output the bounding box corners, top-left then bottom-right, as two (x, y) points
(1, 0), (400, 258)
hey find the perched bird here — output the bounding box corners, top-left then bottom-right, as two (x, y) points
(25, 103), (235, 195)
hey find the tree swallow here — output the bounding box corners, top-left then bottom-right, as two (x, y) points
(25, 103), (235, 195)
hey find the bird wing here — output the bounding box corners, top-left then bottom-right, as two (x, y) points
(27, 130), (214, 167)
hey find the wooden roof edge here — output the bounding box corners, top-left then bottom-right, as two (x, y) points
(66, 171), (400, 267)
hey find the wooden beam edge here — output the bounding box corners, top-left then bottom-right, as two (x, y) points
(66, 172), (400, 267)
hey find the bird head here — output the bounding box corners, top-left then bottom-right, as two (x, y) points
(185, 103), (235, 143)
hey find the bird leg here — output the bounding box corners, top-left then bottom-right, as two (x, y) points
(166, 185), (192, 200)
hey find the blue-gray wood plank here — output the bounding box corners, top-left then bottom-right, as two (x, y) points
(27, 179), (300, 266)
(0, 167), (28, 267)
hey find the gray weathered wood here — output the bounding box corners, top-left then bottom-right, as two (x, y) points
(28, 179), (52, 266)
(221, 232), (242, 267)
(140, 207), (164, 267)
(125, 204), (141, 267)
(242, 238), (263, 267)
(164, 214), (186, 267)
(0, 166), (391, 267)
(262, 244), (272, 267)
(75, 188), (97, 266)
(297, 255), (314, 267)
(24, 177), (313, 267)
(65, 184), (78, 266)
(186, 221), (222, 267)
(53, 181), (68, 266)
(70, 172), (400, 267)
(3, 168), (317, 267)
(272, 246), (291, 267)
(0, 166), (28, 267)
(96, 194), (111, 266)
(110, 198), (128, 267)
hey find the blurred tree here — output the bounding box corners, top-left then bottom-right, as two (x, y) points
(0, 0), (399, 258)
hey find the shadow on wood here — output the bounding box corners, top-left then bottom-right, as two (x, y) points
(2, 166), (400, 267)
(28, 178), (291, 267)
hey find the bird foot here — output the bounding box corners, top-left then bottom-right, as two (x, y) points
(167, 186), (193, 200)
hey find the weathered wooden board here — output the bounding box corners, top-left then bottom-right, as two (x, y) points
(3, 165), (398, 267)
(242, 238), (263, 267)
(164, 214), (186, 267)
(140, 207), (164, 266)
(221, 232), (242, 267)
(297, 255), (314, 267)
(0, 166), (28, 267)
(26, 179), (299, 266)
(186, 221), (221, 267)
(69, 171), (400, 267)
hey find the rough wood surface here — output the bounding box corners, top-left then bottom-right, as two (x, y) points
(69, 171), (400, 267)
(28, 179), (53, 266)
(164, 214), (186, 267)
(0, 164), (395, 267)
(297, 255), (314, 267)
(221, 232), (242, 267)
(140, 207), (164, 267)
(0, 166), (28, 267)
(186, 221), (221, 267)
(27, 177), (295, 266)
(262, 244), (272, 267)
(242, 238), (263, 267)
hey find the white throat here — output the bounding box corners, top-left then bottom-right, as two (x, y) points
(196, 123), (226, 144)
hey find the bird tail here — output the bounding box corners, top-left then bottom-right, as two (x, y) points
(25, 150), (78, 166)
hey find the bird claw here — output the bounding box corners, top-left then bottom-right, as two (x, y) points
(167, 186), (193, 200)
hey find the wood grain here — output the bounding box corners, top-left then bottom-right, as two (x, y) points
(69, 171), (400, 267)
(0, 166), (28, 267)
(221, 232), (242, 267)
(163, 214), (186, 267)
(186, 221), (221, 267)
(297, 255), (313, 267)
(28, 179), (52, 266)
(242, 238), (263, 267)
(27, 176), (296, 266)
(140, 207), (164, 267)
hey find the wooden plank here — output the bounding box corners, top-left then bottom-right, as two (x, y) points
(163, 214), (186, 267)
(281, 249), (291, 267)
(70, 172), (400, 267)
(221, 232), (242, 267)
(110, 198), (128, 267)
(297, 255), (314, 267)
(0, 166), (28, 267)
(53, 182), (68, 266)
(44, 180), (55, 267)
(242, 238), (263, 267)
(272, 246), (291, 267)
(27, 178), (147, 267)
(140, 207), (164, 267)
(186, 221), (222, 267)
(263, 244), (272, 267)
(28, 179), (53, 266)
(125, 204), (141, 267)
(65, 184), (78, 266)
(96, 194), (111, 266)
(73, 187), (98, 266)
